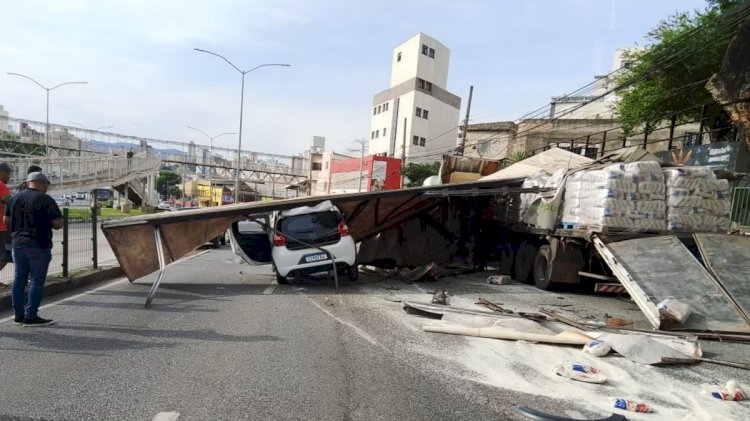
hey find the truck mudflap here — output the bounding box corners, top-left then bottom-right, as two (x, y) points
(592, 235), (750, 333)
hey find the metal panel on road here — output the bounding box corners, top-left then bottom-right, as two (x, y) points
(694, 233), (750, 323)
(597, 235), (750, 333)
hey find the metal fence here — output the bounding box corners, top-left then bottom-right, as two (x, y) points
(731, 187), (750, 228)
(0, 207), (115, 285)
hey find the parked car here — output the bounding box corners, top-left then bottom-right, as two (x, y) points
(157, 201), (171, 210)
(228, 200), (358, 284)
(54, 197), (71, 207)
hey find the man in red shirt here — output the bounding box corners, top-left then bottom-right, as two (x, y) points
(0, 163), (13, 285)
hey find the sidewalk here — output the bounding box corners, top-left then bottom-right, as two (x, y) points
(0, 266), (123, 312)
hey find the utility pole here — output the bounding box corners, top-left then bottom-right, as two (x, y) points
(458, 85), (474, 155)
(348, 139), (368, 192)
(401, 117), (407, 188)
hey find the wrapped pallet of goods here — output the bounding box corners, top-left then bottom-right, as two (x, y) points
(663, 167), (732, 232)
(561, 161), (666, 231)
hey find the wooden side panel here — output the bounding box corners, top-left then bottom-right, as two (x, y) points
(102, 224), (160, 282)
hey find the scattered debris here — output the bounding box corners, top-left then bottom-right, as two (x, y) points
(657, 298), (692, 325)
(613, 398), (652, 413)
(422, 324), (591, 345)
(486, 275), (512, 285)
(553, 364), (606, 384)
(383, 286), (401, 291)
(606, 318), (634, 328)
(403, 305), (443, 319)
(583, 340), (612, 357)
(514, 406), (626, 421)
(476, 297), (513, 314)
(597, 332), (701, 365)
(431, 289), (448, 305)
(519, 312), (547, 322)
(701, 380), (747, 401)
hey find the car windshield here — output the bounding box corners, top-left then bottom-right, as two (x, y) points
(279, 211), (341, 242)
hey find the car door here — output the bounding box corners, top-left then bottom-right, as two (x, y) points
(228, 215), (273, 265)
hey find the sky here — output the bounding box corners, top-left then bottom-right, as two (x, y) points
(0, 0), (710, 158)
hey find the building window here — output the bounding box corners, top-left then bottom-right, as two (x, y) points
(376, 129), (379, 138)
(383, 127), (387, 137)
(324, 161), (329, 170)
(415, 107), (422, 118)
(412, 135), (419, 145)
(397, 52), (402, 62)
(477, 139), (490, 156)
(371, 131), (375, 139)
(423, 109), (429, 119)
(312, 162), (322, 171)
(419, 137), (426, 146)
(425, 81), (432, 92)
(429, 48), (435, 58)
(417, 78), (425, 89)
(422, 44), (429, 55)
(323, 181), (328, 192)
(383, 102), (388, 111)
(377, 105), (382, 114)
(373, 107), (377, 115)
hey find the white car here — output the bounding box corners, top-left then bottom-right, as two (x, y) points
(157, 201), (171, 210)
(228, 201), (358, 284)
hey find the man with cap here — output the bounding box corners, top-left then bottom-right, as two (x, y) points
(16, 165), (43, 192)
(4, 172), (63, 326)
(0, 163), (13, 282)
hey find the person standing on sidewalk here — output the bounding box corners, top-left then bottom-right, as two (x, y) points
(0, 163), (14, 282)
(16, 165), (43, 192)
(4, 172), (62, 327)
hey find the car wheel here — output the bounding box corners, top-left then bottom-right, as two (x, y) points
(346, 265), (359, 281)
(275, 271), (289, 284)
(533, 245), (553, 290)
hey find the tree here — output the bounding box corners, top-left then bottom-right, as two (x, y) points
(400, 162), (440, 187)
(156, 170), (182, 199)
(615, 0), (748, 138)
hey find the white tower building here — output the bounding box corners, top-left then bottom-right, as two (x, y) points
(368, 33), (461, 163)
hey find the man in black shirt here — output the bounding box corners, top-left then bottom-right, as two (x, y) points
(4, 172), (63, 326)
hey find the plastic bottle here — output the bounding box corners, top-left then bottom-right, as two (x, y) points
(614, 398), (652, 413)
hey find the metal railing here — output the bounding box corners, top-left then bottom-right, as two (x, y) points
(0, 207), (115, 285)
(0, 154), (161, 191)
(731, 187), (750, 228)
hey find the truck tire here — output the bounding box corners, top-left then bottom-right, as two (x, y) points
(533, 245), (553, 290)
(514, 242), (537, 284)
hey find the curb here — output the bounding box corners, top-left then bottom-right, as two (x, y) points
(0, 266), (123, 312)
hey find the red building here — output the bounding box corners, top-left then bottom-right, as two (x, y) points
(329, 156), (402, 194)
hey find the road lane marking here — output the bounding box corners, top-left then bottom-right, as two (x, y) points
(262, 281), (278, 295)
(0, 249), (215, 324)
(0, 278), (127, 324)
(152, 412), (180, 421)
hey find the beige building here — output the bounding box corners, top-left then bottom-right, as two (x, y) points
(369, 33), (461, 164)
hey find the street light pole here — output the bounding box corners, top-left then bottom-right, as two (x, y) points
(193, 48), (290, 204)
(187, 126), (235, 206)
(7, 72), (87, 160)
(348, 139), (368, 193)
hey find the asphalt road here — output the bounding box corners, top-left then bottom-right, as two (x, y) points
(0, 248), (557, 421)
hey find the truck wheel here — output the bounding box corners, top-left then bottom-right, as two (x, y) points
(514, 242), (537, 284)
(275, 271), (289, 284)
(533, 245), (553, 290)
(346, 265), (359, 282)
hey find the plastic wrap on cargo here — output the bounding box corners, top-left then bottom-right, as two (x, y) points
(663, 167), (731, 232)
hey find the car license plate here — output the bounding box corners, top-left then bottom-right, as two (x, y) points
(304, 252), (328, 263)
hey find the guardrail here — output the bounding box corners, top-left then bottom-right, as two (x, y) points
(731, 186), (750, 227)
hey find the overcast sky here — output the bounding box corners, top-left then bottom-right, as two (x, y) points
(0, 0), (708, 157)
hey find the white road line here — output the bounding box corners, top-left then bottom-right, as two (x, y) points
(0, 248), (214, 325)
(0, 278), (127, 324)
(262, 281), (278, 295)
(151, 412), (180, 421)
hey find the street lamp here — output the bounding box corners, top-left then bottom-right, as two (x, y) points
(7, 72), (87, 159)
(347, 139), (368, 193)
(193, 48), (290, 203)
(69, 121), (113, 156)
(187, 126), (235, 206)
